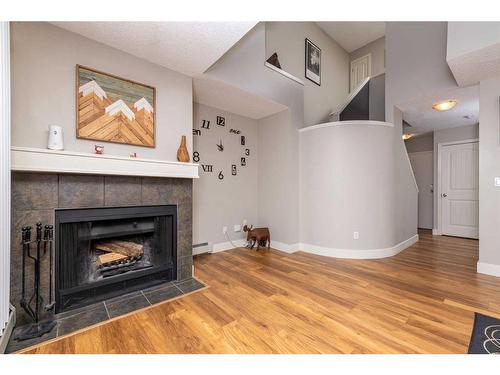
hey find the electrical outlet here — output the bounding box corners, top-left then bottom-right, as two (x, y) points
(243, 219), (247, 226)
(234, 224), (241, 232)
(353, 231), (359, 240)
(223, 226), (228, 234)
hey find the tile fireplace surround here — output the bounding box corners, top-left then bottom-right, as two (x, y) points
(10, 172), (194, 326)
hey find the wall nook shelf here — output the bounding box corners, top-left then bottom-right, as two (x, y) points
(11, 147), (199, 179)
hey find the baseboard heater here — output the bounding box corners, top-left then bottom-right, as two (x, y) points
(193, 242), (211, 256)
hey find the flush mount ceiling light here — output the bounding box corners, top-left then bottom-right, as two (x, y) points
(402, 133), (414, 141)
(432, 100), (457, 112)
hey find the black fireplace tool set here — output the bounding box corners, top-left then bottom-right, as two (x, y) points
(14, 222), (57, 341)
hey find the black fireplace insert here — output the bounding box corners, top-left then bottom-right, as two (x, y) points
(55, 205), (177, 313)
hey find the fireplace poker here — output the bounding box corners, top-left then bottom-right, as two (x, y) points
(20, 226), (36, 321)
(15, 222), (57, 342)
(45, 225), (55, 311)
(34, 222), (43, 322)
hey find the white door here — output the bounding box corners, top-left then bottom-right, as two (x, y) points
(440, 141), (479, 239)
(350, 54), (371, 92)
(409, 151), (433, 229)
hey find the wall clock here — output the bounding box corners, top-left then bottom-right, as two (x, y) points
(193, 115), (250, 181)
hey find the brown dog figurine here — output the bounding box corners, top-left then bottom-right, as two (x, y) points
(243, 225), (270, 250)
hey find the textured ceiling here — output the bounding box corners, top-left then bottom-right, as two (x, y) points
(193, 77), (287, 120)
(448, 42), (500, 86)
(51, 22), (257, 77)
(316, 22), (385, 52)
(401, 85), (479, 134)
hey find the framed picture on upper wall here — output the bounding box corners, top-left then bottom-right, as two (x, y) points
(76, 65), (156, 147)
(305, 38), (321, 86)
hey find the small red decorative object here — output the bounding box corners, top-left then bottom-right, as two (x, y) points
(94, 145), (104, 154)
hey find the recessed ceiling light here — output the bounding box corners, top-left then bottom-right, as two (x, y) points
(402, 133), (414, 141)
(432, 100), (457, 112)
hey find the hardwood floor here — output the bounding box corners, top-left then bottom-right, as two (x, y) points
(21, 231), (500, 354)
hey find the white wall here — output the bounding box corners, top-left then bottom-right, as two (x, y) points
(392, 108), (419, 245)
(447, 22), (500, 86)
(192, 103), (258, 248)
(478, 75), (500, 275)
(408, 151), (434, 229)
(447, 22), (500, 61)
(406, 133), (434, 230)
(11, 22), (193, 161)
(385, 22), (457, 123)
(265, 22), (350, 127)
(205, 23), (418, 254)
(0, 22), (11, 340)
(257, 109), (299, 246)
(299, 120), (418, 257)
(205, 23), (303, 248)
(350, 37), (385, 77)
(300, 122), (395, 250)
(405, 133), (433, 153)
(433, 124), (479, 232)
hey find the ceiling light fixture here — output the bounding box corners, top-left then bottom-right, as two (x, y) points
(402, 133), (414, 141)
(432, 100), (457, 112)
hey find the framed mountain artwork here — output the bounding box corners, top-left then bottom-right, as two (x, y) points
(76, 65), (156, 147)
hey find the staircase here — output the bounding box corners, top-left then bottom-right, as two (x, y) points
(330, 73), (385, 122)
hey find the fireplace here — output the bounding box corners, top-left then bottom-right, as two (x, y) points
(55, 205), (177, 313)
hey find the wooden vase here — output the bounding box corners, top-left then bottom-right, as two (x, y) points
(177, 135), (190, 162)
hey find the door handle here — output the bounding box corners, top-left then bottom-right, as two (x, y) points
(441, 193), (447, 197)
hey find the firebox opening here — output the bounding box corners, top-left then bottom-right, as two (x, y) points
(55, 206), (177, 313)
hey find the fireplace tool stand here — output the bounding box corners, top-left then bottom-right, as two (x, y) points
(14, 222), (57, 341)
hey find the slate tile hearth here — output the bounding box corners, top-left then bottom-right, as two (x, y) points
(57, 303), (109, 336)
(10, 172), (194, 325)
(105, 291), (150, 318)
(9, 172), (196, 352)
(143, 284), (183, 304)
(175, 278), (205, 294)
(6, 278), (206, 353)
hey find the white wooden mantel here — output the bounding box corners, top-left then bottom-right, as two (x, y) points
(11, 147), (199, 179)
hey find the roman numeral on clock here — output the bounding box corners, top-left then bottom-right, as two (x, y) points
(201, 164), (213, 172)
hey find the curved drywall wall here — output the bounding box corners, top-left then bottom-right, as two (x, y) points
(299, 120), (418, 258)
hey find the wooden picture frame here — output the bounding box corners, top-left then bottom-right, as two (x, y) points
(305, 38), (321, 86)
(76, 65), (156, 148)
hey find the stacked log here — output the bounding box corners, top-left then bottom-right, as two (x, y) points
(95, 240), (144, 267)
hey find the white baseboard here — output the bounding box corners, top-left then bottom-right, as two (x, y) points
(0, 304), (16, 354)
(270, 241), (300, 254)
(299, 234), (419, 259)
(432, 229), (441, 236)
(206, 235), (419, 260)
(211, 239), (247, 253)
(210, 239), (300, 254)
(477, 261), (500, 277)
